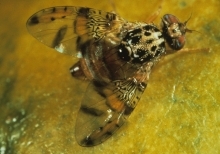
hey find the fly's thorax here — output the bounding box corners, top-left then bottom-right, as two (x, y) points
(117, 23), (166, 64)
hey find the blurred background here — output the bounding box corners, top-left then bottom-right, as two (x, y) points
(0, 0), (220, 153)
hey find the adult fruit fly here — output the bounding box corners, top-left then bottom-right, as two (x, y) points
(27, 6), (191, 146)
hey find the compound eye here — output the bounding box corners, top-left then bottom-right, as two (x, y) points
(173, 35), (186, 50)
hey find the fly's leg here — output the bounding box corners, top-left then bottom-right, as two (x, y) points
(70, 61), (88, 80)
(157, 47), (211, 67)
(166, 47), (211, 55)
(145, 0), (164, 22)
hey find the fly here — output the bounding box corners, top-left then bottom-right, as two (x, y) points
(27, 6), (192, 146)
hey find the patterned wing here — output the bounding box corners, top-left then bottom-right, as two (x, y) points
(26, 6), (125, 55)
(75, 66), (152, 146)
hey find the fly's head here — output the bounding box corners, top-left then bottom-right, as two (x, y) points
(161, 14), (193, 50)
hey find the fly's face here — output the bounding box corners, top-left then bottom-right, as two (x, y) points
(27, 6), (191, 146)
(161, 14), (192, 50)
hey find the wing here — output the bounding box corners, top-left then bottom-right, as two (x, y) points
(75, 74), (150, 146)
(26, 6), (125, 56)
